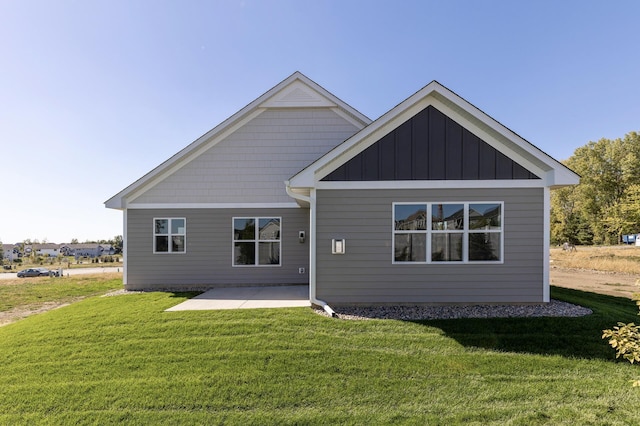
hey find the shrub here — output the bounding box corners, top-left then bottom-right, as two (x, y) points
(603, 281), (640, 387)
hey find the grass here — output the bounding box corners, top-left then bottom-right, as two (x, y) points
(1, 280), (640, 424)
(551, 245), (640, 275)
(0, 273), (122, 312)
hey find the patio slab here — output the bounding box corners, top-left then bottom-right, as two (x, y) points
(165, 285), (311, 311)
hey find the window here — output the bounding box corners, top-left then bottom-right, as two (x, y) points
(393, 202), (502, 263)
(233, 217), (281, 266)
(154, 218), (186, 253)
(431, 203), (464, 261)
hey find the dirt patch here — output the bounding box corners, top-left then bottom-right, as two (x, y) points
(551, 267), (639, 299)
(0, 302), (72, 327)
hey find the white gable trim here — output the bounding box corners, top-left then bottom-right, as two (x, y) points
(331, 106), (369, 129)
(314, 96), (550, 184)
(122, 108), (267, 207)
(105, 72), (371, 210)
(260, 80), (336, 108)
(288, 81), (579, 189)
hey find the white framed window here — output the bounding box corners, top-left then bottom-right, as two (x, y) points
(393, 202), (503, 264)
(154, 218), (186, 254)
(233, 217), (281, 266)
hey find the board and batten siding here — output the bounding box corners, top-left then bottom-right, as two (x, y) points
(125, 208), (310, 290)
(132, 108), (360, 205)
(315, 188), (544, 304)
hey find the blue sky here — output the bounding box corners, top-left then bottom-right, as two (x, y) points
(1, 0), (639, 244)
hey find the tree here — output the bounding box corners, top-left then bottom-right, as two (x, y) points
(550, 185), (592, 245)
(113, 235), (123, 254)
(551, 130), (640, 245)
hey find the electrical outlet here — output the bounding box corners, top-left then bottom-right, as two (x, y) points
(298, 267), (305, 274)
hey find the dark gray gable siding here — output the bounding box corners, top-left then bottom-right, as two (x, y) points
(323, 106), (539, 181)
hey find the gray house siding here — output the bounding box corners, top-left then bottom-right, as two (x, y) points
(315, 187), (544, 304)
(126, 207), (310, 290)
(132, 108), (360, 205)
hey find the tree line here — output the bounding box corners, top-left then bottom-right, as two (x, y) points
(551, 131), (640, 245)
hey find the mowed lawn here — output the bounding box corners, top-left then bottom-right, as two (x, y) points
(1, 280), (640, 424)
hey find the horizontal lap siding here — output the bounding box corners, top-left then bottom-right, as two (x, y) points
(315, 188), (544, 304)
(126, 208), (309, 290)
(134, 109), (359, 204)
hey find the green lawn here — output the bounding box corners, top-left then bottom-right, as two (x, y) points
(0, 274), (121, 312)
(1, 285), (639, 425)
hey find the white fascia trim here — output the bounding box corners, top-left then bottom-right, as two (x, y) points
(309, 188), (318, 305)
(315, 179), (546, 190)
(543, 187), (551, 303)
(288, 74), (371, 125)
(106, 108), (266, 209)
(127, 202), (300, 209)
(105, 107), (265, 209)
(125, 109), (266, 205)
(428, 98), (551, 178)
(312, 96), (549, 184)
(331, 106), (370, 129)
(122, 210), (128, 286)
(433, 88), (579, 185)
(290, 82), (578, 189)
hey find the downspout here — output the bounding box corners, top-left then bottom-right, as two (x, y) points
(285, 182), (337, 317)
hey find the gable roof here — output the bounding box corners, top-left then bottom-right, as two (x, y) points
(288, 81), (579, 189)
(322, 104), (540, 182)
(105, 72), (371, 209)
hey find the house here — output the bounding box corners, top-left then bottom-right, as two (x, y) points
(2, 244), (19, 262)
(105, 72), (579, 306)
(99, 244), (116, 256)
(33, 243), (61, 258)
(59, 243), (108, 258)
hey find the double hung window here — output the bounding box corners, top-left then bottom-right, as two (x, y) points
(393, 202), (502, 263)
(154, 218), (186, 253)
(233, 217), (281, 266)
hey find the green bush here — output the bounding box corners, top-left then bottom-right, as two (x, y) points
(603, 283), (640, 387)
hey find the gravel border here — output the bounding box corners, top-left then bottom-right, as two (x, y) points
(314, 299), (593, 320)
(101, 290), (593, 320)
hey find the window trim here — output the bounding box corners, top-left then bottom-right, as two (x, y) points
(153, 217), (187, 254)
(232, 216), (282, 267)
(392, 202), (504, 265)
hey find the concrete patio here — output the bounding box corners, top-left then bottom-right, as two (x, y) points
(165, 285), (311, 311)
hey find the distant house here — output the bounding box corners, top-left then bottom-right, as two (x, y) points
(60, 243), (108, 258)
(1, 244), (18, 262)
(33, 243), (61, 258)
(106, 72), (579, 305)
(101, 244), (116, 255)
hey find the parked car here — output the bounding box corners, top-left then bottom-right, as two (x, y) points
(17, 268), (54, 278)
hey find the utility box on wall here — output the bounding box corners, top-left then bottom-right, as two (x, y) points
(331, 239), (345, 255)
